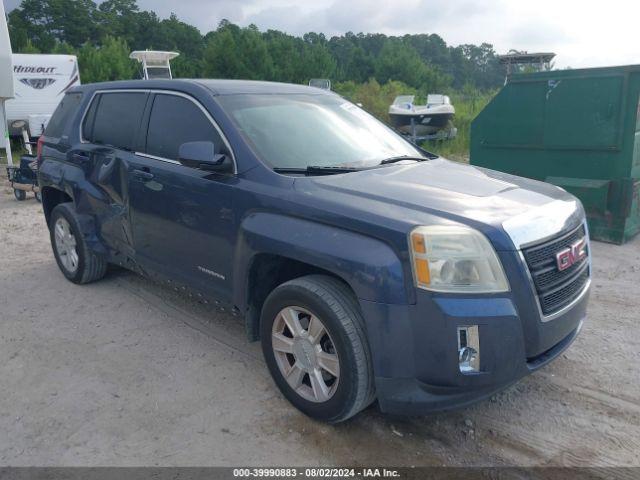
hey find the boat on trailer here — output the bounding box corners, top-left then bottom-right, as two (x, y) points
(388, 94), (455, 136)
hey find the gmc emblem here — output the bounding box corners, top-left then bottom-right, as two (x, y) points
(556, 237), (587, 271)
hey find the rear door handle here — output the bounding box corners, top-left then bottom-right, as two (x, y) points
(132, 168), (154, 180)
(73, 153), (91, 164)
(97, 155), (118, 185)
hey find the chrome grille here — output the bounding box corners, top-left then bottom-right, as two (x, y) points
(523, 225), (590, 316)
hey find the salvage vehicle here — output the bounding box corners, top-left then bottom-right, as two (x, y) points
(37, 80), (591, 423)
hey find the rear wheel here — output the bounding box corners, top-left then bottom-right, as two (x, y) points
(50, 203), (108, 284)
(261, 275), (375, 423)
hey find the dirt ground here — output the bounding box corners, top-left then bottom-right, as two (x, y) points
(0, 177), (639, 467)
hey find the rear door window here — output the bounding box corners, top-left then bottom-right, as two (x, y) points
(81, 94), (100, 141)
(145, 94), (221, 160)
(45, 92), (83, 139)
(91, 92), (147, 150)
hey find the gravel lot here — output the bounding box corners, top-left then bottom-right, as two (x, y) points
(1, 177), (639, 467)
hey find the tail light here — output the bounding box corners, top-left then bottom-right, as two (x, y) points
(36, 136), (45, 167)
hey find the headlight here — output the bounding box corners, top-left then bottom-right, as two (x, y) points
(409, 225), (509, 293)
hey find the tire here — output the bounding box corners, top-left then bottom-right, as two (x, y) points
(14, 189), (26, 201)
(35, 191), (42, 203)
(49, 203), (108, 284)
(260, 275), (375, 423)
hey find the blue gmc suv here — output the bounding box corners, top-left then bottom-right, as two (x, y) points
(37, 80), (591, 423)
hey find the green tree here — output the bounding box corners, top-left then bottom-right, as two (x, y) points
(51, 41), (76, 54)
(203, 23), (274, 80)
(264, 30), (299, 82)
(8, 0), (99, 50)
(77, 36), (136, 83)
(96, 0), (140, 45)
(299, 39), (336, 82)
(20, 39), (42, 53)
(158, 14), (204, 58)
(7, 2), (507, 90)
(202, 27), (244, 78)
(375, 40), (446, 90)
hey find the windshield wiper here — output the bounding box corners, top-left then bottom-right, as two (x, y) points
(274, 165), (365, 175)
(379, 155), (430, 165)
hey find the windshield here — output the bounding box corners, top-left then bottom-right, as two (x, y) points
(218, 94), (425, 169)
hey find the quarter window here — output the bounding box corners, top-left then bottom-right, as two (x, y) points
(81, 94), (100, 141)
(46, 92), (83, 139)
(89, 92), (147, 150)
(145, 94), (221, 161)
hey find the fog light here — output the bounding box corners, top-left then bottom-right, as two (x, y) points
(458, 326), (480, 373)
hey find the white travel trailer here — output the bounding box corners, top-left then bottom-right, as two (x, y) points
(1, 0), (14, 161)
(5, 54), (81, 138)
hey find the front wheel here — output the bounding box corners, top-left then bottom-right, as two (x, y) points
(261, 275), (375, 423)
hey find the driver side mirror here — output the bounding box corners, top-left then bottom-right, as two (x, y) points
(178, 141), (233, 174)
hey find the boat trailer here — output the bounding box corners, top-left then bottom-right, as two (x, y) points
(400, 119), (458, 144)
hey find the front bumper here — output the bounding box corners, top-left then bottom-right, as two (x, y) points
(358, 279), (589, 415)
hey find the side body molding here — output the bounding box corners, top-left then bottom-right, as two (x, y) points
(233, 212), (409, 309)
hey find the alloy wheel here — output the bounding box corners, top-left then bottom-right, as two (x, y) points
(54, 217), (79, 274)
(271, 306), (340, 403)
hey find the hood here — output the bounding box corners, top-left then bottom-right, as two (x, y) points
(300, 159), (581, 248)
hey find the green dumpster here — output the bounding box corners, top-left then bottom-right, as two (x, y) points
(470, 64), (640, 244)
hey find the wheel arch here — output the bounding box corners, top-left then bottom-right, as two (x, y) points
(234, 212), (409, 341)
(243, 253), (355, 341)
(41, 186), (73, 227)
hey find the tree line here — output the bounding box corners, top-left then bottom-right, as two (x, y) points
(7, 0), (505, 90)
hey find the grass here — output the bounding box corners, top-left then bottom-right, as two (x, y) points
(1, 143), (27, 166)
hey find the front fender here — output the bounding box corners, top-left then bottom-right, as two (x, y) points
(233, 212), (409, 309)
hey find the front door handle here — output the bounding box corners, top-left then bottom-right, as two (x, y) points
(132, 168), (154, 180)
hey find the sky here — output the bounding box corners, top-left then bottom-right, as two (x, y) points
(3, 0), (639, 69)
